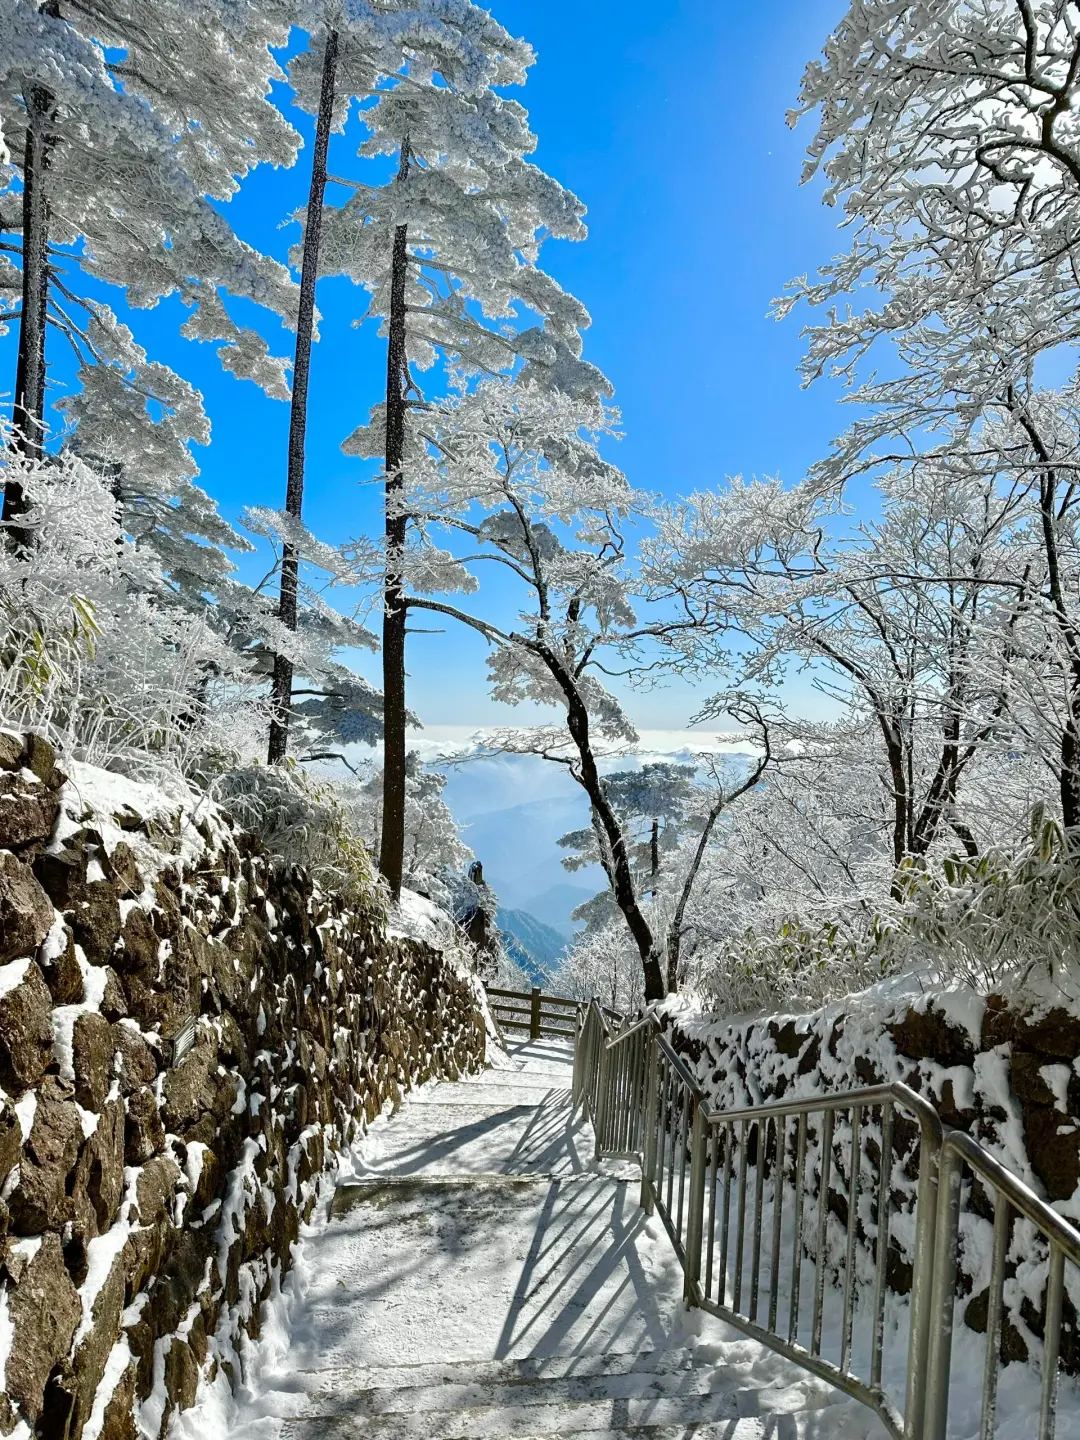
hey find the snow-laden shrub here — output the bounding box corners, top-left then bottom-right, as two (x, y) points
(897, 807), (1080, 999)
(551, 918), (646, 1014)
(563, 774), (1080, 1016)
(211, 761), (385, 917)
(680, 808), (1080, 1016)
(0, 439), (268, 781)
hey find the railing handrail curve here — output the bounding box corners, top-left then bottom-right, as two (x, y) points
(605, 1011), (655, 1047)
(574, 1003), (1080, 1440)
(941, 1129), (1080, 1265)
(698, 1077), (944, 1142)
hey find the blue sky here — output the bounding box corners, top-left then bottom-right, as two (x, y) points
(5, 0), (852, 731)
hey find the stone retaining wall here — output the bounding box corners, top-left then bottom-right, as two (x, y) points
(0, 734), (486, 1439)
(663, 982), (1080, 1364)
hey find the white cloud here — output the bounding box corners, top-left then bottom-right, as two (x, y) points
(401, 724), (759, 765)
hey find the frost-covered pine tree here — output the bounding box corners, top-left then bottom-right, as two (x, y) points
(322, 6), (607, 897)
(266, 3), (505, 763)
(0, 0), (298, 548)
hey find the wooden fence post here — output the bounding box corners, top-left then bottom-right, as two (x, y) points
(530, 986), (541, 1040)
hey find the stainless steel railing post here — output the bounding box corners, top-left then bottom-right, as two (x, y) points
(904, 1113), (944, 1437)
(571, 1005), (583, 1109)
(920, 1141), (962, 1440)
(684, 1101), (709, 1305)
(640, 1031), (659, 1214)
(593, 1039), (610, 1161)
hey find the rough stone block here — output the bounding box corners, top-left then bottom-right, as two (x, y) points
(0, 959), (54, 1092)
(0, 853), (54, 966)
(38, 921), (84, 1003)
(70, 882), (123, 968)
(71, 1098), (126, 1238)
(0, 731), (23, 771)
(125, 1085), (166, 1167)
(114, 1021), (156, 1094)
(0, 1098), (21, 1190)
(24, 733), (63, 787)
(8, 1075), (84, 1233)
(0, 777), (60, 852)
(100, 965), (129, 1021)
(73, 1010), (116, 1110)
(135, 1154), (181, 1228)
(96, 1356), (138, 1440)
(70, 1233), (128, 1433)
(115, 906), (158, 974)
(4, 1230), (81, 1422)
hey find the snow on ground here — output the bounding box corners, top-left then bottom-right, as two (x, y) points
(169, 1038), (882, 1438)
(168, 1034), (1080, 1440)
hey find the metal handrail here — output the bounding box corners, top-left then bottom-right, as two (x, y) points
(924, 1129), (1080, 1440)
(571, 997), (612, 1123)
(573, 1005), (1080, 1440)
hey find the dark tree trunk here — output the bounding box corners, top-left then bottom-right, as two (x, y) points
(911, 717), (961, 858)
(1032, 464), (1080, 831)
(649, 817), (659, 896)
(268, 29), (339, 764)
(1011, 399), (1080, 835)
(550, 655), (664, 999)
(378, 142), (411, 898)
(6, 20), (59, 546)
(879, 715), (909, 884)
(665, 797), (725, 994)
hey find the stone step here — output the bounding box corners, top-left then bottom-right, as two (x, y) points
(411, 1084), (573, 1104)
(280, 1387), (754, 1437)
(328, 1171), (624, 1217)
(300, 1360), (753, 1419)
(298, 1345), (704, 1394)
(284, 1422), (769, 1440)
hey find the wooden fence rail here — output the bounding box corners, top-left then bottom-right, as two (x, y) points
(484, 985), (621, 1040)
(485, 985), (578, 1039)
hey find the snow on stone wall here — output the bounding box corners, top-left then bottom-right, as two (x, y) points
(0, 732), (486, 1439)
(662, 976), (1080, 1370)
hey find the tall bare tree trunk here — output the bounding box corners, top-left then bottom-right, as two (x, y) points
(268, 30), (339, 764)
(6, 11), (59, 547)
(552, 661), (665, 1000)
(378, 143), (411, 898)
(1010, 396), (1080, 834)
(665, 799), (724, 993)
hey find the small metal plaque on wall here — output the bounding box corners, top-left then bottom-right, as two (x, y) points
(165, 1016), (196, 1067)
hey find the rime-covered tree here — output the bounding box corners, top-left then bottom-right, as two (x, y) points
(327, 10), (606, 896)
(346, 377), (771, 998)
(785, 0), (1080, 832)
(647, 461), (1037, 876)
(0, 0), (297, 548)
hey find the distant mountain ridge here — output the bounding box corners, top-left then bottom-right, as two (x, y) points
(496, 907), (568, 985)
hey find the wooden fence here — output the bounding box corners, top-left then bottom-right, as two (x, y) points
(484, 985), (622, 1041)
(484, 985), (580, 1040)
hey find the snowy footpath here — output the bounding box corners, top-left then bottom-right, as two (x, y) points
(175, 1037), (888, 1439)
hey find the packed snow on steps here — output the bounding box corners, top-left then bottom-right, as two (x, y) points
(169, 1034), (890, 1440)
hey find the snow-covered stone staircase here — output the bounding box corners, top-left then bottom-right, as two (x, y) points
(255, 1038), (888, 1440)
